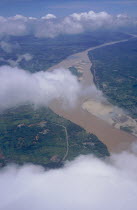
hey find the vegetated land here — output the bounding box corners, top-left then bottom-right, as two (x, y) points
(0, 106), (109, 167)
(88, 38), (137, 119)
(0, 32), (131, 167)
(69, 66), (83, 78)
(0, 32), (131, 72)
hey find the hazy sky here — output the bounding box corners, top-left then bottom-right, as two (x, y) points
(0, 0), (137, 17)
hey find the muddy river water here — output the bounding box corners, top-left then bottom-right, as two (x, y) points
(48, 39), (137, 153)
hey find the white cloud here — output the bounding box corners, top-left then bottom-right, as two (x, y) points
(41, 14), (57, 20)
(70, 11), (111, 22)
(0, 11), (135, 38)
(0, 147), (137, 210)
(20, 53), (32, 61)
(0, 65), (81, 110)
(0, 16), (28, 36)
(0, 41), (19, 53)
(35, 11), (114, 37)
(28, 17), (37, 20)
(7, 53), (33, 67)
(0, 41), (12, 53)
(9, 14), (28, 22)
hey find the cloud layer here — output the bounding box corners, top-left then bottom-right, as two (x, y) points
(0, 65), (82, 110)
(0, 11), (136, 38)
(0, 147), (137, 210)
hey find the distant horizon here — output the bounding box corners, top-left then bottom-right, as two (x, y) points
(0, 0), (137, 18)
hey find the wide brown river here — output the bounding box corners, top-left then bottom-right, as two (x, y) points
(49, 39), (137, 153)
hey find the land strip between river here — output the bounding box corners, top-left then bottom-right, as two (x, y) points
(48, 38), (137, 153)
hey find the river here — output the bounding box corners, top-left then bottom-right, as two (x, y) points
(48, 38), (137, 153)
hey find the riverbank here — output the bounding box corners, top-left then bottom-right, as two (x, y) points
(48, 39), (137, 153)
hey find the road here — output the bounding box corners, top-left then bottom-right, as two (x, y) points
(53, 123), (69, 161)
